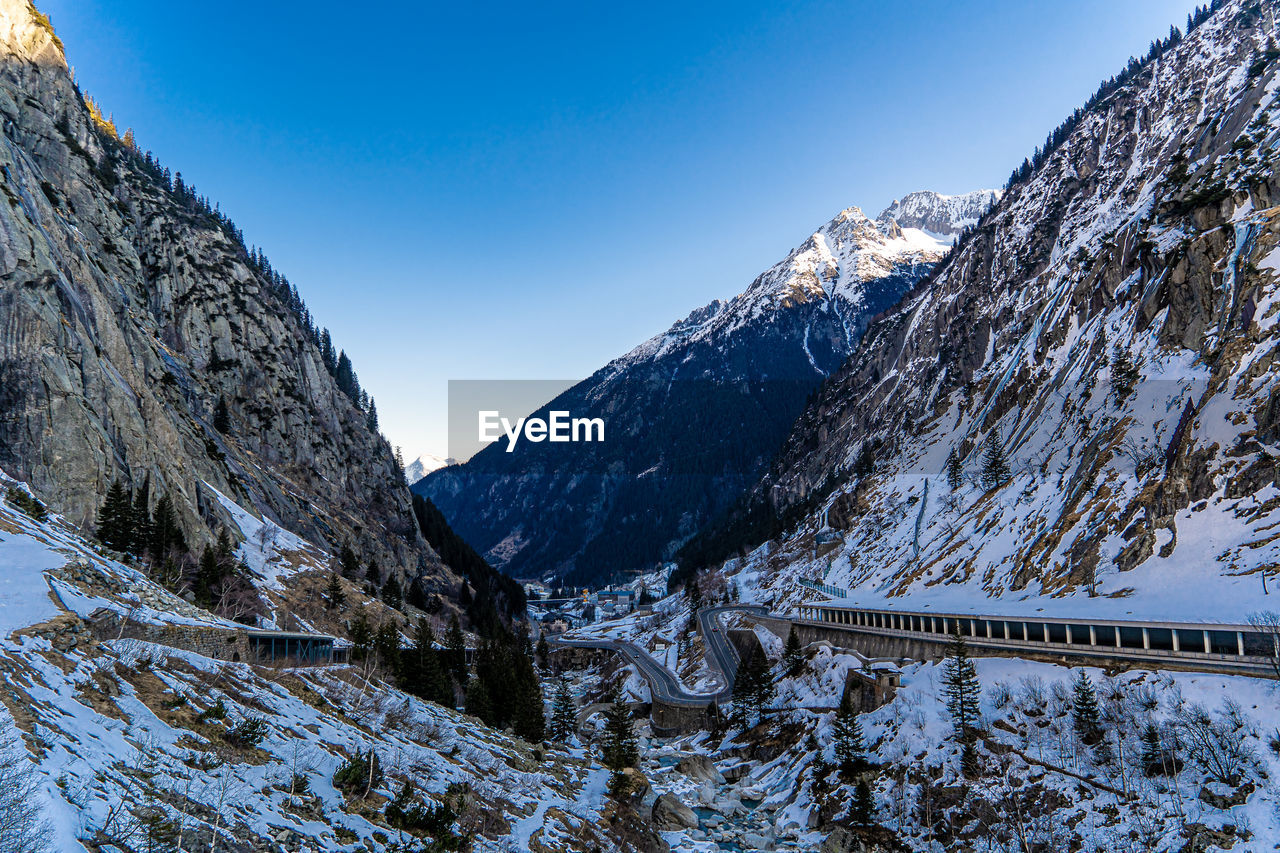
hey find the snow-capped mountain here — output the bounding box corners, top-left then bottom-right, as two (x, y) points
(405, 453), (454, 485)
(418, 191), (995, 584)
(876, 188), (1002, 237)
(685, 0), (1280, 626)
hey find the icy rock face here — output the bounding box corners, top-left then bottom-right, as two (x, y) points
(419, 193), (992, 584)
(737, 0), (1280, 615)
(877, 189), (1002, 236)
(0, 2), (442, 583)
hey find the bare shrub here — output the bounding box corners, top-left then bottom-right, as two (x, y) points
(0, 726), (51, 853)
(1176, 699), (1256, 786)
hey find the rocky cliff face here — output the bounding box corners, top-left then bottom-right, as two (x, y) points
(707, 0), (1280, 619)
(0, 1), (448, 588)
(876, 189), (1001, 236)
(419, 195), (993, 585)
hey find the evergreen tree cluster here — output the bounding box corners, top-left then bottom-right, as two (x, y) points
(549, 680), (577, 743)
(783, 625), (805, 677)
(466, 630), (545, 742)
(411, 494), (527, 636)
(979, 431), (1010, 492)
(1004, 4), (1222, 191)
(96, 478), (265, 621)
(4, 486), (47, 522)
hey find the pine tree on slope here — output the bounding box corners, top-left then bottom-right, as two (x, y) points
(97, 480), (132, 553)
(832, 688), (866, 781)
(1071, 670), (1104, 746)
(783, 625), (804, 677)
(942, 626), (982, 777)
(852, 779), (875, 826)
(980, 431), (1010, 491)
(549, 680), (577, 743)
(601, 681), (638, 796)
(946, 448), (964, 491)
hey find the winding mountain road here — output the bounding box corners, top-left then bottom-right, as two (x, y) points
(551, 604), (770, 707)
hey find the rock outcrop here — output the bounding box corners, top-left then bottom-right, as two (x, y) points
(0, 1), (448, 587)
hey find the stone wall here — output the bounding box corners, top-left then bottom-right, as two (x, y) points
(89, 613), (254, 663)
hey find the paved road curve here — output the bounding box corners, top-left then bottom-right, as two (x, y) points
(551, 604), (770, 708)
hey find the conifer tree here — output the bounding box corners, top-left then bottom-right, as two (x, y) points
(406, 576), (428, 611)
(365, 559), (381, 586)
(465, 676), (492, 721)
(852, 779), (874, 826)
(1071, 670), (1104, 746)
(784, 625), (804, 677)
(373, 621), (401, 675)
(511, 651), (546, 743)
(97, 480), (132, 553)
(195, 544), (220, 607)
(349, 614), (373, 663)
(601, 681), (638, 794)
(980, 431), (1010, 491)
(685, 576), (703, 614)
(942, 626), (981, 776)
(338, 543), (361, 579)
(732, 645), (774, 726)
(402, 618), (453, 707)
(445, 615), (467, 682)
(946, 448), (964, 491)
(832, 688), (865, 780)
(535, 634), (550, 670)
(381, 575), (403, 610)
(149, 493), (186, 559)
(549, 680), (576, 742)
(324, 573), (346, 610)
(130, 476), (152, 557)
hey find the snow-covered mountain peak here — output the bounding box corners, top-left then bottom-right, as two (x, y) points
(405, 453), (455, 484)
(876, 188), (1002, 238)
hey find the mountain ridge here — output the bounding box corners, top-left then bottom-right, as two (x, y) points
(418, 189), (995, 584)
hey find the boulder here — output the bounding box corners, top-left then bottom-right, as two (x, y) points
(651, 793), (698, 830)
(676, 753), (725, 784)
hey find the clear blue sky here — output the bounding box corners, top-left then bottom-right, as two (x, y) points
(41, 0), (1197, 459)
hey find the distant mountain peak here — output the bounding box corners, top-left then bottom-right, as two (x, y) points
(405, 454), (455, 485)
(876, 189), (1002, 238)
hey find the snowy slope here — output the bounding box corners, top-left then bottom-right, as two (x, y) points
(0, 472), (680, 852)
(701, 0), (1280, 629)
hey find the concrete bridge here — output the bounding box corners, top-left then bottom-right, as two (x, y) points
(792, 602), (1278, 677)
(551, 604), (903, 734)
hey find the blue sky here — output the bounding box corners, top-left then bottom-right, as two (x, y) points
(42, 0), (1198, 459)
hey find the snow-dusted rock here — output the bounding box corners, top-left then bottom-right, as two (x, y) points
(651, 792), (699, 830)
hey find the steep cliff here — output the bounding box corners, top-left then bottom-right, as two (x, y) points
(0, 2), (452, 591)
(697, 0), (1280, 621)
